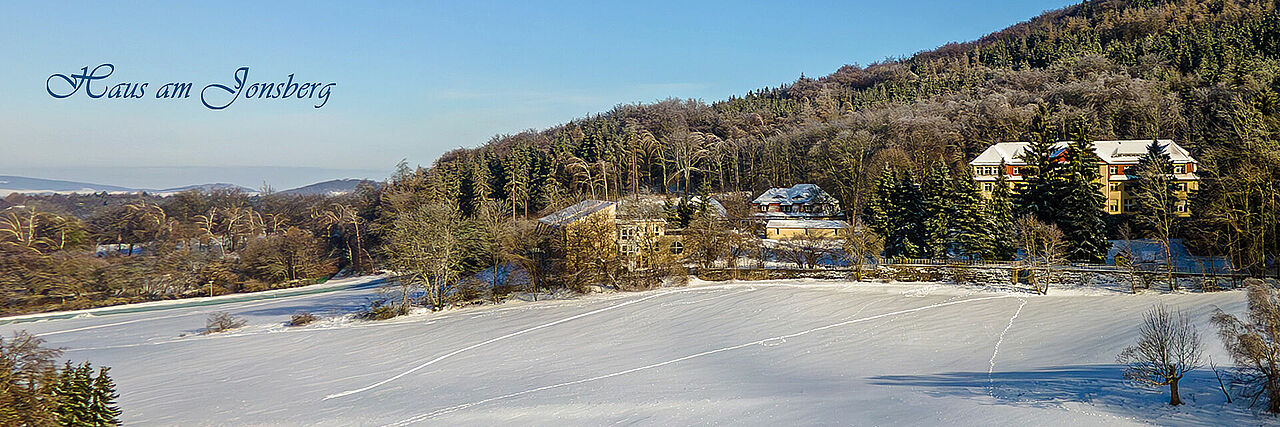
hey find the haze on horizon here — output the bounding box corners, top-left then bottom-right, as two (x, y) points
(1, 0), (1074, 189)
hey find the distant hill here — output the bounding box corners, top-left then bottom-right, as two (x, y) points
(0, 176), (256, 197)
(154, 183), (258, 196)
(280, 179), (378, 196)
(0, 175), (135, 197)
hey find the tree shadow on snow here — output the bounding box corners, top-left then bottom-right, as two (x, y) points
(869, 364), (1270, 426)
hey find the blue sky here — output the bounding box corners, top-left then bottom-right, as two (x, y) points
(1, 0), (1075, 189)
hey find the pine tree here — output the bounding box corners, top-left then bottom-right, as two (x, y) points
(988, 162), (1018, 260)
(863, 166), (895, 236)
(864, 167), (928, 259)
(1016, 105), (1063, 223)
(921, 165), (956, 258)
(1056, 117), (1110, 262)
(54, 361), (93, 426)
(952, 168), (995, 260)
(892, 170), (928, 258)
(88, 366), (121, 426)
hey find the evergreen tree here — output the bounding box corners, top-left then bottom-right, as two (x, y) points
(988, 162), (1018, 260)
(1015, 105), (1063, 223)
(53, 361), (92, 426)
(921, 165), (956, 258)
(863, 166), (895, 237)
(890, 171), (928, 258)
(952, 168), (995, 260)
(1056, 117), (1110, 262)
(88, 366), (121, 426)
(865, 166), (928, 258)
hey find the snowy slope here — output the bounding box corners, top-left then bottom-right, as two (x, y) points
(0, 278), (1267, 426)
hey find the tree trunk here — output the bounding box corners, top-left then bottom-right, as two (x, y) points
(1169, 378), (1182, 406)
(1269, 374), (1280, 413)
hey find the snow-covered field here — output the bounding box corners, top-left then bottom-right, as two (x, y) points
(1, 277), (1271, 426)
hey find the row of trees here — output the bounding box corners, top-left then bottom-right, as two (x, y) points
(0, 188), (379, 315)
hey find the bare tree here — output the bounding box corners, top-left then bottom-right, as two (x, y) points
(313, 203), (371, 273)
(776, 233), (832, 269)
(683, 213), (730, 269)
(1117, 304), (1203, 406)
(1015, 215), (1064, 295)
(842, 227), (884, 281)
(1116, 225), (1147, 293)
(1131, 140), (1179, 290)
(476, 199), (515, 299)
(385, 203), (463, 311)
(1212, 280), (1280, 412)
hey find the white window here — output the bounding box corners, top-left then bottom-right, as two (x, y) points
(1176, 202), (1187, 213)
(1109, 183), (1120, 192)
(1109, 166), (1118, 175)
(1176, 183), (1187, 192)
(1173, 164), (1185, 174)
(1108, 201), (1119, 212)
(983, 183), (993, 192)
(669, 241), (683, 254)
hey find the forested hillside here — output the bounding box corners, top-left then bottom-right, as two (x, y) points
(397, 0), (1279, 271)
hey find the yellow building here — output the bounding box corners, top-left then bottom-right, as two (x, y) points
(969, 139), (1199, 216)
(764, 219), (849, 239)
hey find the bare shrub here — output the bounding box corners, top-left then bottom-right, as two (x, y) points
(287, 312), (317, 327)
(1117, 304), (1203, 405)
(359, 300), (400, 321)
(204, 312), (246, 334)
(1212, 280), (1280, 412)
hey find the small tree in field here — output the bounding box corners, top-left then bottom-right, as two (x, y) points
(1212, 281), (1280, 412)
(1015, 215), (1064, 295)
(1117, 304), (1203, 406)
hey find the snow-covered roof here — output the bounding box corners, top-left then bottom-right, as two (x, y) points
(752, 184), (826, 205)
(538, 200), (615, 227)
(766, 219), (850, 229)
(969, 140), (1197, 166)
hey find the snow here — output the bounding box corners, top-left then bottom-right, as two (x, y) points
(1, 276), (1272, 426)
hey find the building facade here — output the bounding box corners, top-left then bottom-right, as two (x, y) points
(764, 219), (850, 239)
(969, 139), (1199, 216)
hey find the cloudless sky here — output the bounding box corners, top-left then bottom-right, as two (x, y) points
(0, 0), (1075, 189)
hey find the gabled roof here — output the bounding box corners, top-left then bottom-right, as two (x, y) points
(752, 184), (825, 205)
(538, 200), (615, 227)
(969, 139), (1197, 166)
